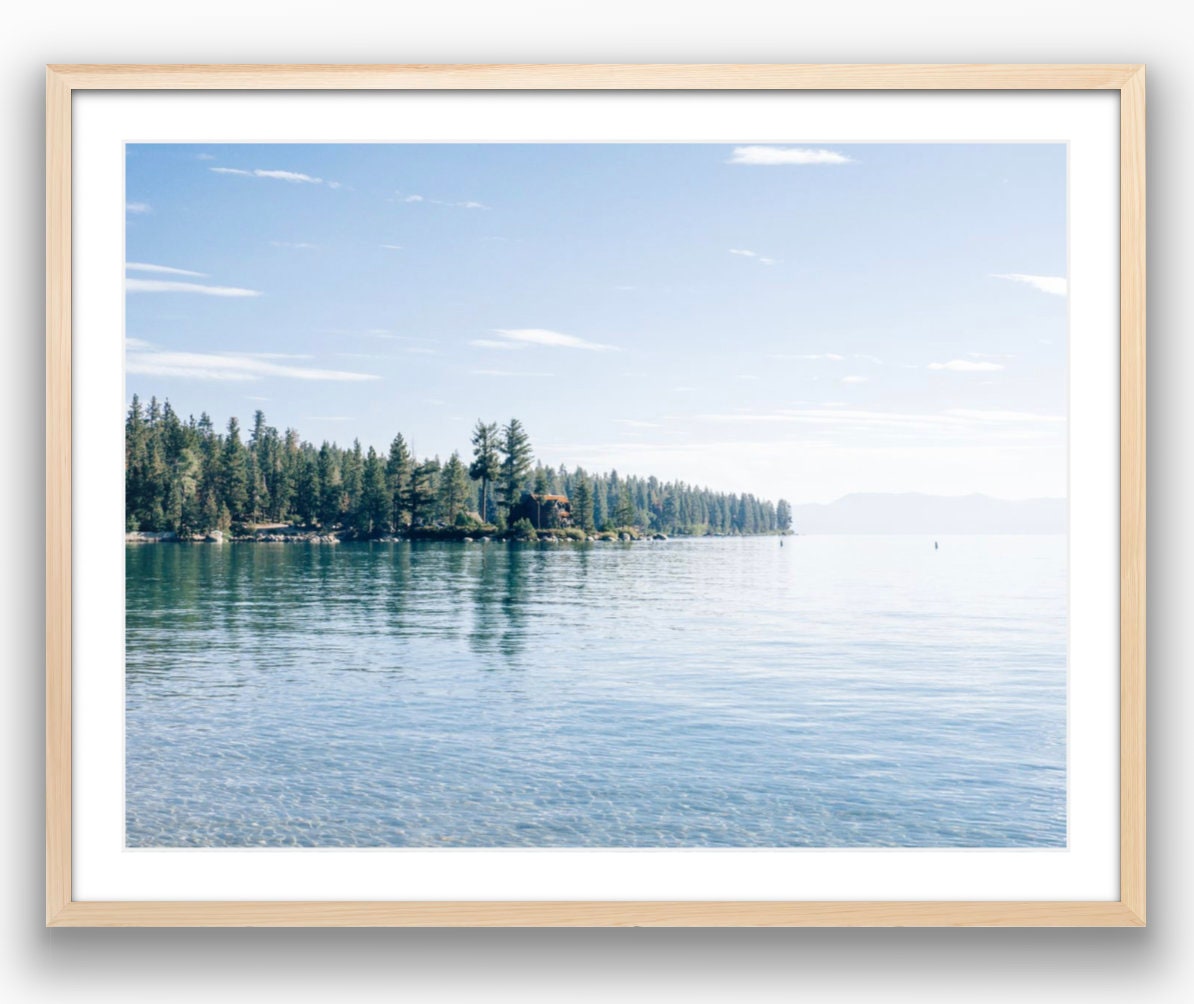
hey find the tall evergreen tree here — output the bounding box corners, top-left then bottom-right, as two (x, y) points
(615, 486), (637, 529)
(438, 451), (472, 523)
(294, 452), (321, 525)
(776, 498), (793, 533)
(498, 417), (534, 519)
(407, 458), (441, 527)
(468, 420), (500, 523)
(572, 475), (595, 533)
(357, 447), (390, 536)
(316, 442), (341, 526)
(386, 433), (413, 530)
(220, 417), (251, 523)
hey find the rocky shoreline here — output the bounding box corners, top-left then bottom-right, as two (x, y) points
(125, 528), (676, 545)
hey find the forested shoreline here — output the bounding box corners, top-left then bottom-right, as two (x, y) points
(125, 396), (792, 541)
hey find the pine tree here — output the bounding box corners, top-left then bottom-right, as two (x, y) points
(498, 418), (534, 519)
(407, 458), (440, 527)
(221, 417), (251, 523)
(317, 443), (341, 526)
(386, 433), (413, 530)
(438, 451), (472, 523)
(294, 453), (321, 525)
(776, 498), (793, 533)
(468, 420), (500, 523)
(572, 475), (595, 533)
(357, 447), (390, 536)
(615, 486), (637, 529)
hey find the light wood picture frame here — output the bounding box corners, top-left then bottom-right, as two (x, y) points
(45, 63), (1146, 927)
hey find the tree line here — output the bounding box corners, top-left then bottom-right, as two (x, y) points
(125, 396), (793, 538)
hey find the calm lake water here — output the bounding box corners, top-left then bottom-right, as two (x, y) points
(125, 536), (1067, 848)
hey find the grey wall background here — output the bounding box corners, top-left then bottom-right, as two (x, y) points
(2, 3), (1186, 1000)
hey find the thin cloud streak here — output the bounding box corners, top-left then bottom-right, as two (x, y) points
(469, 369), (553, 377)
(696, 408), (1064, 443)
(774, 353), (845, 361)
(728, 146), (854, 166)
(126, 348), (378, 382)
(729, 248), (778, 265)
(126, 262), (207, 277)
(469, 338), (525, 350)
(491, 328), (617, 352)
(928, 359), (1005, 372)
(991, 273), (1067, 296)
(211, 167), (337, 187)
(126, 278), (262, 297)
(398, 191), (488, 209)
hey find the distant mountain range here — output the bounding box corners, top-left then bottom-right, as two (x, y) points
(791, 493), (1066, 535)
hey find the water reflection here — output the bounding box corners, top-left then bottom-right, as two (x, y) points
(126, 536), (1068, 848)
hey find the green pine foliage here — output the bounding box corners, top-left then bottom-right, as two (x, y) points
(124, 395), (792, 538)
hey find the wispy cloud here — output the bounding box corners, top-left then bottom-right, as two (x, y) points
(126, 278), (262, 297)
(773, 352), (845, 362)
(487, 328), (618, 352)
(379, 244), (403, 250)
(469, 338), (525, 350)
(469, 369), (553, 377)
(125, 347), (378, 382)
(696, 408), (1064, 444)
(944, 409), (1065, 423)
(729, 248), (778, 265)
(398, 191), (488, 209)
(728, 146), (854, 166)
(196, 153), (216, 161)
(270, 241), (319, 249)
(211, 167), (339, 187)
(613, 419), (661, 429)
(928, 359), (1005, 372)
(126, 262), (207, 277)
(227, 352), (313, 360)
(125, 202), (152, 214)
(991, 273), (1067, 296)
(841, 375), (869, 384)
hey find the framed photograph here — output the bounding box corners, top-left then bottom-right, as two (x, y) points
(46, 64), (1146, 927)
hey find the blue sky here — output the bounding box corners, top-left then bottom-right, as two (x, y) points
(126, 142), (1067, 504)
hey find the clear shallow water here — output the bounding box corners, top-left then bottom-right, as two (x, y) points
(125, 536), (1066, 848)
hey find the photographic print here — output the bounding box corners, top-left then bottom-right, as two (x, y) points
(123, 140), (1067, 851)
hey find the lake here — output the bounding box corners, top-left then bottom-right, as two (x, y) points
(125, 535), (1067, 848)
